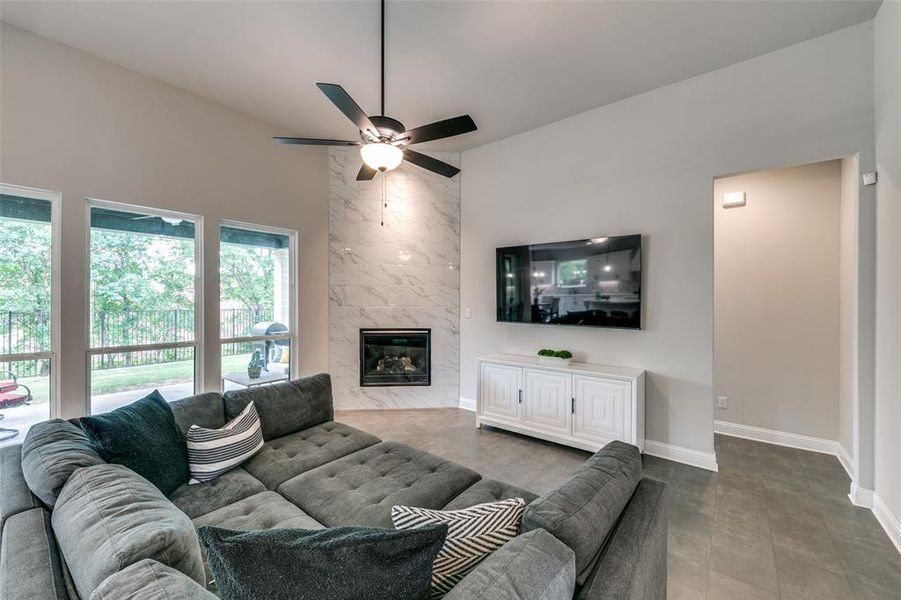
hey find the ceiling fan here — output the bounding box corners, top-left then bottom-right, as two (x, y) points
(274, 0), (476, 180)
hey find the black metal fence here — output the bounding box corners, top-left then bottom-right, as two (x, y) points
(1, 308), (274, 376)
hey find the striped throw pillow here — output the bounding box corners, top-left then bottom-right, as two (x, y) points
(391, 497), (526, 598)
(186, 401), (264, 484)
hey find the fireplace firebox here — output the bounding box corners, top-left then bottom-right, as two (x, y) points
(359, 328), (431, 387)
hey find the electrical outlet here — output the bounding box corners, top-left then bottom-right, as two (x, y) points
(717, 396), (728, 409)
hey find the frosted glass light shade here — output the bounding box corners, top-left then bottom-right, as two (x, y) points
(360, 143), (403, 172)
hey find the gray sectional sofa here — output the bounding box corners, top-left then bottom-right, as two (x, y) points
(0, 373), (667, 599)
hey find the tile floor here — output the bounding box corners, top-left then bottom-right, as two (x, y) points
(336, 408), (901, 600)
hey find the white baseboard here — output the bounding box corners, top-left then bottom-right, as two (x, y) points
(849, 481), (874, 509)
(873, 493), (901, 555)
(458, 397), (476, 412)
(714, 420), (859, 478)
(836, 444), (855, 481)
(643, 440), (718, 472)
(714, 420), (842, 456)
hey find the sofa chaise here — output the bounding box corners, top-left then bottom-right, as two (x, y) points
(0, 373), (666, 599)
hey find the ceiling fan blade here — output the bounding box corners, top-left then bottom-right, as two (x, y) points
(403, 149), (461, 178)
(357, 164), (378, 181)
(316, 83), (379, 139)
(274, 137), (361, 146)
(402, 115), (477, 145)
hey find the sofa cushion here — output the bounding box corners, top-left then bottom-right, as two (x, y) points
(242, 421), (381, 489)
(197, 524), (448, 600)
(19, 419), (106, 508)
(0, 444), (40, 531)
(52, 464), (206, 599)
(170, 391), (226, 436)
(443, 479), (538, 510)
(0, 508), (68, 600)
(442, 529), (576, 600)
(278, 441), (481, 528)
(392, 498), (527, 597)
(169, 467), (266, 519)
(187, 400), (264, 483)
(223, 373), (334, 440)
(90, 559), (218, 600)
(192, 491), (324, 531)
(79, 390), (190, 496)
(521, 440), (641, 585)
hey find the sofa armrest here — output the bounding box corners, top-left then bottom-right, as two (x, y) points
(443, 529), (575, 600)
(577, 477), (667, 600)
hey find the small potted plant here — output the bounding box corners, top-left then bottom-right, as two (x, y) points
(537, 348), (574, 366)
(247, 350), (264, 379)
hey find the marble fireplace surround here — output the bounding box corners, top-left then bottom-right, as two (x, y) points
(328, 147), (461, 409)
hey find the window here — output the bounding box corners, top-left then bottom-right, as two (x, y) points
(88, 202), (201, 412)
(219, 224), (294, 392)
(557, 258), (588, 287)
(0, 185), (59, 445)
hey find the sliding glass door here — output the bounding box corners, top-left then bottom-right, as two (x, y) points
(88, 201), (201, 412)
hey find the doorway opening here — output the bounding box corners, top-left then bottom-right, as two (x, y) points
(713, 158), (860, 495)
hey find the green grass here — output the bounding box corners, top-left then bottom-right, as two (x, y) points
(16, 353), (252, 402)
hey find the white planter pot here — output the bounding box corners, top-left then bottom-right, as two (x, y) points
(538, 356), (572, 367)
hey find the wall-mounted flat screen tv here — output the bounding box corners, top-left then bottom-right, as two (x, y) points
(496, 234), (642, 329)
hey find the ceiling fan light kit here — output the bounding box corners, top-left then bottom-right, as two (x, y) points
(274, 0), (476, 181)
(361, 142), (403, 172)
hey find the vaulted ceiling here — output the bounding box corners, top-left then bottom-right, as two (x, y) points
(0, 1), (881, 151)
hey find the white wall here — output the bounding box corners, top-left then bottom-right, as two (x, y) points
(713, 161), (841, 440)
(873, 0), (901, 549)
(461, 23), (875, 456)
(328, 147), (461, 410)
(0, 24), (330, 418)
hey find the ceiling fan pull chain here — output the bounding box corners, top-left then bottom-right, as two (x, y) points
(380, 172), (386, 227)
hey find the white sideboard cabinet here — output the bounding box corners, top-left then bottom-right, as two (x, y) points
(477, 354), (645, 453)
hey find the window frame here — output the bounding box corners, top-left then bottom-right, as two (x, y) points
(557, 258), (588, 288)
(218, 219), (298, 390)
(0, 183), (62, 420)
(85, 198), (204, 413)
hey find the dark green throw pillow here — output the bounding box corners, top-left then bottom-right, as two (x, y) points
(198, 525), (448, 600)
(79, 390), (189, 496)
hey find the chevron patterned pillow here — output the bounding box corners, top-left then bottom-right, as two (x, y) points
(391, 497), (526, 598)
(186, 401), (264, 484)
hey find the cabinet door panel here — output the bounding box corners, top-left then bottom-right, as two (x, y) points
(572, 376), (630, 443)
(522, 369), (571, 434)
(479, 363), (522, 422)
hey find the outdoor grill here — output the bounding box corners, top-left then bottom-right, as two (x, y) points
(251, 321), (289, 369)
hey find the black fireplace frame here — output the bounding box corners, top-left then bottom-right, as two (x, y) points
(359, 328), (432, 387)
